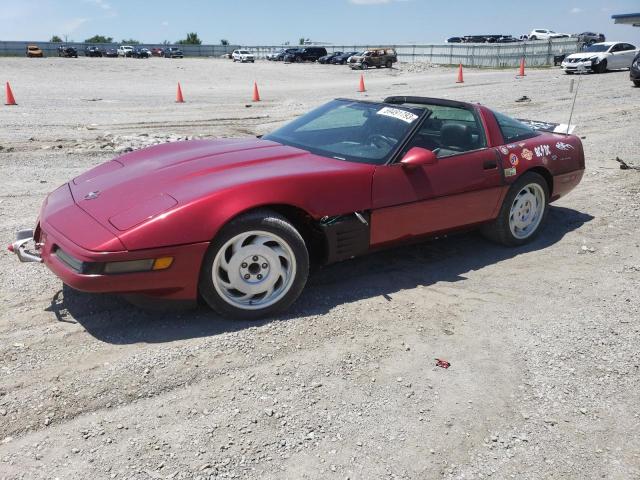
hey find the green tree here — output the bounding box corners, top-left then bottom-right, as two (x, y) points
(120, 38), (140, 45)
(50, 35), (63, 43)
(298, 37), (310, 45)
(84, 35), (113, 43)
(177, 32), (202, 45)
(220, 39), (229, 46)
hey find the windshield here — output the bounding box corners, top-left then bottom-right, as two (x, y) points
(584, 44), (610, 52)
(264, 99), (425, 165)
(238, 50), (250, 54)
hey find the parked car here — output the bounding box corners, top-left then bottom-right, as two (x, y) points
(85, 46), (103, 57)
(561, 42), (638, 74)
(330, 51), (359, 65)
(271, 48), (297, 61)
(132, 47), (151, 58)
(318, 52), (343, 64)
(283, 47), (328, 63)
(102, 47), (118, 58)
(577, 32), (606, 45)
(528, 29), (569, 40)
(164, 47), (184, 58)
(446, 37), (464, 43)
(266, 49), (284, 60)
(9, 96), (585, 319)
(117, 45), (134, 57)
(232, 49), (255, 63)
(496, 36), (521, 43)
(349, 48), (397, 69)
(26, 45), (43, 58)
(57, 45), (78, 58)
(150, 47), (164, 57)
(631, 52), (640, 87)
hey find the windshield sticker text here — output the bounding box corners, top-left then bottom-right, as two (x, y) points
(376, 107), (418, 123)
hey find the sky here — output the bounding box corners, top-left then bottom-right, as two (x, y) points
(0, 0), (638, 45)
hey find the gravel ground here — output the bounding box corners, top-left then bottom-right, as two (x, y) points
(0, 57), (639, 480)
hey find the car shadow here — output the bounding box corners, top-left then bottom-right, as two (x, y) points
(46, 206), (593, 344)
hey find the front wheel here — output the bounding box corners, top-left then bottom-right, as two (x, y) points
(385, 60), (393, 68)
(361, 62), (368, 70)
(594, 59), (607, 74)
(634, 80), (640, 87)
(481, 172), (549, 246)
(199, 210), (309, 320)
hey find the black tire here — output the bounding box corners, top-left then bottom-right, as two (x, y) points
(594, 59), (607, 74)
(385, 60), (393, 68)
(295, 56), (303, 63)
(564, 70), (574, 75)
(481, 172), (549, 246)
(361, 62), (368, 70)
(634, 80), (640, 87)
(530, 36), (537, 41)
(199, 209), (309, 320)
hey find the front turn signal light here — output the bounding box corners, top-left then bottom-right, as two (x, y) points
(152, 257), (174, 270)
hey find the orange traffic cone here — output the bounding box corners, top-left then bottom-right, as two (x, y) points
(5, 82), (17, 105)
(252, 81), (261, 102)
(518, 58), (526, 77)
(358, 74), (366, 92)
(176, 82), (184, 103)
(456, 64), (464, 83)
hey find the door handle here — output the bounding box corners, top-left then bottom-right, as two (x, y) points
(483, 160), (498, 170)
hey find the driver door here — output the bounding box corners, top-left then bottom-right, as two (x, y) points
(370, 106), (505, 246)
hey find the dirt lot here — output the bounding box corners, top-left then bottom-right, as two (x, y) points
(0, 57), (639, 480)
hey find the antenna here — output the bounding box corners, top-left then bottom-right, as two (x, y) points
(566, 65), (584, 134)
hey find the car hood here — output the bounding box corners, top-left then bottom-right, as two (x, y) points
(565, 52), (606, 60)
(69, 138), (374, 237)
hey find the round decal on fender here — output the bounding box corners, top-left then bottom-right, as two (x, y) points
(509, 153), (519, 166)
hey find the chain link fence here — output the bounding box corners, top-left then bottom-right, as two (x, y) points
(1, 39), (580, 67)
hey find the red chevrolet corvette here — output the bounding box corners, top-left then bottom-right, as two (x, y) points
(10, 97), (584, 319)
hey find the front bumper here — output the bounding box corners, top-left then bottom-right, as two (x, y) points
(9, 224), (209, 300)
(561, 59), (596, 72)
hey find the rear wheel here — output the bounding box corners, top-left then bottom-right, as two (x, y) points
(385, 60), (393, 68)
(199, 210), (309, 320)
(481, 172), (549, 246)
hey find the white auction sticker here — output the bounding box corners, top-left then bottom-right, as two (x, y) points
(376, 107), (418, 123)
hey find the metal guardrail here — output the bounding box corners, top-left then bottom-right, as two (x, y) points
(0, 39), (581, 67)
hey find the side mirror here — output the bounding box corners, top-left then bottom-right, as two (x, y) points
(400, 147), (438, 169)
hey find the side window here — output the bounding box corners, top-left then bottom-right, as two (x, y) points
(405, 105), (486, 158)
(493, 111), (539, 143)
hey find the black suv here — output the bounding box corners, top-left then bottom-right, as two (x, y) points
(284, 47), (328, 63)
(85, 46), (102, 57)
(164, 47), (184, 58)
(631, 52), (640, 87)
(58, 45), (78, 58)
